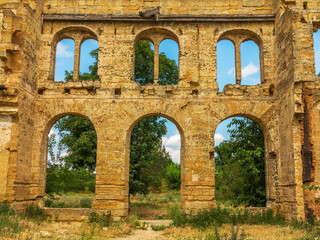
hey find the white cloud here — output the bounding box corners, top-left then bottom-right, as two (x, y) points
(241, 61), (259, 79)
(56, 42), (74, 58)
(162, 133), (181, 163)
(162, 134), (181, 148)
(165, 146), (180, 164)
(227, 67), (235, 75)
(214, 133), (225, 146)
(49, 129), (59, 141)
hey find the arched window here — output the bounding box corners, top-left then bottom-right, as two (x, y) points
(314, 29), (320, 77)
(79, 39), (99, 80)
(134, 40), (155, 85)
(240, 40), (261, 86)
(217, 40), (236, 92)
(54, 39), (75, 82)
(159, 39), (179, 85)
(134, 29), (180, 86)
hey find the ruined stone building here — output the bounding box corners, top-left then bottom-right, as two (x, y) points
(1, 0), (320, 220)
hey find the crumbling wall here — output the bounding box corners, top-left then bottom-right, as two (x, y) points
(1, 0), (320, 219)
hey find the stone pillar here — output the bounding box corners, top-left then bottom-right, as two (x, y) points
(73, 39), (81, 81)
(235, 42), (242, 85)
(181, 109), (215, 212)
(92, 125), (128, 218)
(153, 40), (160, 84)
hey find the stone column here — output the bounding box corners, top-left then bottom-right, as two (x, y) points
(235, 42), (242, 85)
(73, 39), (81, 81)
(153, 39), (160, 84)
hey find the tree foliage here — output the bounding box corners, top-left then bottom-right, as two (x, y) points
(130, 116), (173, 195)
(215, 118), (266, 207)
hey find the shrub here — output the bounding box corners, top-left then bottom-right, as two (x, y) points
(165, 163), (181, 190)
(24, 204), (47, 224)
(89, 211), (113, 228)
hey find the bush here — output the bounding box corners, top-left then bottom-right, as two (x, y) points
(24, 205), (47, 224)
(46, 166), (96, 195)
(89, 211), (113, 228)
(165, 163), (181, 190)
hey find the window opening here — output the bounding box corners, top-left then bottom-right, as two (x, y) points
(79, 39), (99, 80)
(159, 39), (179, 85)
(240, 40), (261, 86)
(54, 39), (75, 82)
(134, 40), (155, 85)
(217, 40), (236, 92)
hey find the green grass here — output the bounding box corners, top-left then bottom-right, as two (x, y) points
(45, 192), (94, 208)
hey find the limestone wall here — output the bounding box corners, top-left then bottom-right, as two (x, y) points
(1, 0), (320, 219)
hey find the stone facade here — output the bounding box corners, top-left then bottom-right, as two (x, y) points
(1, 0), (320, 219)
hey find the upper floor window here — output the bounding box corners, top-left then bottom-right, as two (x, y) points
(217, 40), (236, 92)
(217, 30), (263, 91)
(53, 27), (98, 82)
(54, 39), (75, 82)
(134, 40), (155, 85)
(159, 39), (179, 85)
(240, 40), (260, 86)
(134, 28), (179, 86)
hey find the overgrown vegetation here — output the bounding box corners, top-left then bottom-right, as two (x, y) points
(0, 201), (47, 238)
(168, 204), (285, 230)
(215, 118), (266, 207)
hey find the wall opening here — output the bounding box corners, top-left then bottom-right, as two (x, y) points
(129, 116), (181, 218)
(54, 39), (75, 82)
(134, 40), (155, 85)
(45, 115), (97, 208)
(214, 117), (266, 207)
(217, 40), (236, 92)
(159, 39), (179, 85)
(314, 29), (320, 77)
(79, 39), (99, 80)
(240, 40), (261, 86)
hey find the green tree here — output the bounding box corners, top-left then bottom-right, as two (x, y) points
(130, 116), (173, 195)
(215, 118), (266, 207)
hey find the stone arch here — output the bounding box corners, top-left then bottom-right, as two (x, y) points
(38, 112), (99, 197)
(124, 112), (185, 211)
(213, 112), (275, 208)
(51, 26), (98, 81)
(134, 27), (179, 45)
